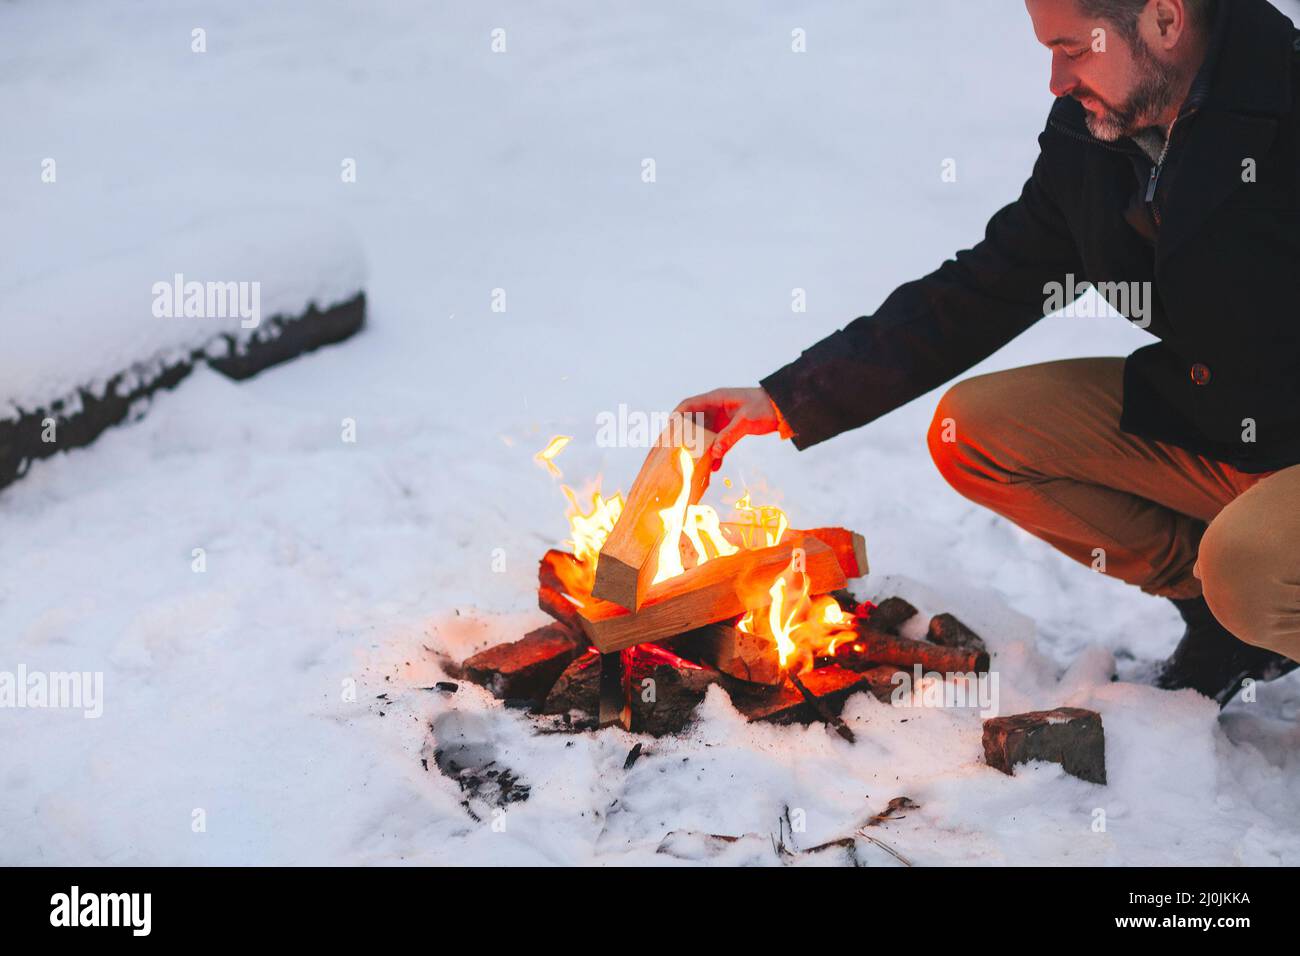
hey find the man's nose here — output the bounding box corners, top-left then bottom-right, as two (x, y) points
(1049, 54), (1077, 98)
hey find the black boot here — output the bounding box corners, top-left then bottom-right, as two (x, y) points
(1154, 596), (1299, 708)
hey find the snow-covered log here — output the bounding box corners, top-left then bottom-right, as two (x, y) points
(0, 211), (366, 492)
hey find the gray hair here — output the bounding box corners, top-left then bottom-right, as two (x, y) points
(1075, 0), (1217, 42)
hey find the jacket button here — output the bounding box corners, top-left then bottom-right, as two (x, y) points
(1191, 362), (1211, 386)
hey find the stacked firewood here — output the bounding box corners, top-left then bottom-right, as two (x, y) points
(464, 564), (993, 738)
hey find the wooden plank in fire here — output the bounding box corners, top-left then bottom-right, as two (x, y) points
(720, 523), (868, 580)
(577, 533), (847, 653)
(591, 417), (715, 612)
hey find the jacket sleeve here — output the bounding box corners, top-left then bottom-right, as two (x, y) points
(760, 126), (1082, 450)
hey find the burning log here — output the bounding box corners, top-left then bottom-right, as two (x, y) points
(577, 534), (847, 653)
(461, 623), (585, 702)
(804, 527), (869, 579)
(592, 418), (715, 612)
(927, 613), (989, 655)
(833, 625), (990, 674)
(720, 524), (868, 581)
(538, 549), (584, 629)
(676, 621), (783, 686)
(982, 707), (1106, 785)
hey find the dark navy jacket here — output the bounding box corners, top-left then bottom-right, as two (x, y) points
(762, 0), (1300, 473)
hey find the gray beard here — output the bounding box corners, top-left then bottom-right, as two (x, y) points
(1083, 39), (1181, 142)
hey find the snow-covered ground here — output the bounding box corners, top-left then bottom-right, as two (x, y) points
(2, 0), (1299, 866)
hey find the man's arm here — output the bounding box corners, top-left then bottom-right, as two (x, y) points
(760, 135), (1081, 450)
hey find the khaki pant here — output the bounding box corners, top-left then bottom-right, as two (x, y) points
(927, 358), (1300, 663)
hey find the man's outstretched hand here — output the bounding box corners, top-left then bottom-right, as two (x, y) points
(675, 386), (784, 472)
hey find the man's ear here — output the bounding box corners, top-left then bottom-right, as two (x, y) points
(1149, 0), (1186, 49)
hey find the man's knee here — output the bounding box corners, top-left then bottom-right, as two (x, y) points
(1198, 516), (1287, 649)
(927, 375), (1007, 498)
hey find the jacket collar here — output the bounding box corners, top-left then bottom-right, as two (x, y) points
(1199, 0), (1294, 117)
(1156, 0), (1296, 264)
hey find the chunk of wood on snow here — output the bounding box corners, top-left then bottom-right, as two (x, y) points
(982, 707), (1107, 785)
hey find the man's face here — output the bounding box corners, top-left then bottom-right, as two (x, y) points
(1026, 0), (1178, 140)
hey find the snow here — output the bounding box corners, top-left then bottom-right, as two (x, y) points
(2, 0), (1298, 866)
(0, 209), (364, 418)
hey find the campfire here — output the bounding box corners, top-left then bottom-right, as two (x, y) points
(460, 419), (991, 739)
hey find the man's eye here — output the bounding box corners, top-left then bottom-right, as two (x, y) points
(1065, 48), (1087, 60)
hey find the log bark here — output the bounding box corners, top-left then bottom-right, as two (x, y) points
(577, 534), (847, 653)
(592, 417), (715, 611)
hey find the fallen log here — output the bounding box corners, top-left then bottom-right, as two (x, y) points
(577, 534), (847, 653)
(592, 417), (715, 612)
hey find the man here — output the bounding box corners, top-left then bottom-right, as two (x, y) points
(679, 0), (1300, 707)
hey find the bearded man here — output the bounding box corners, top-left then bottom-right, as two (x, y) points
(679, 0), (1300, 706)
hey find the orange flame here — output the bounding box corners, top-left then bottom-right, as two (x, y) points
(732, 492), (789, 549)
(534, 435), (571, 478)
(560, 483), (624, 592)
(652, 448), (739, 585)
(739, 561), (856, 672)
